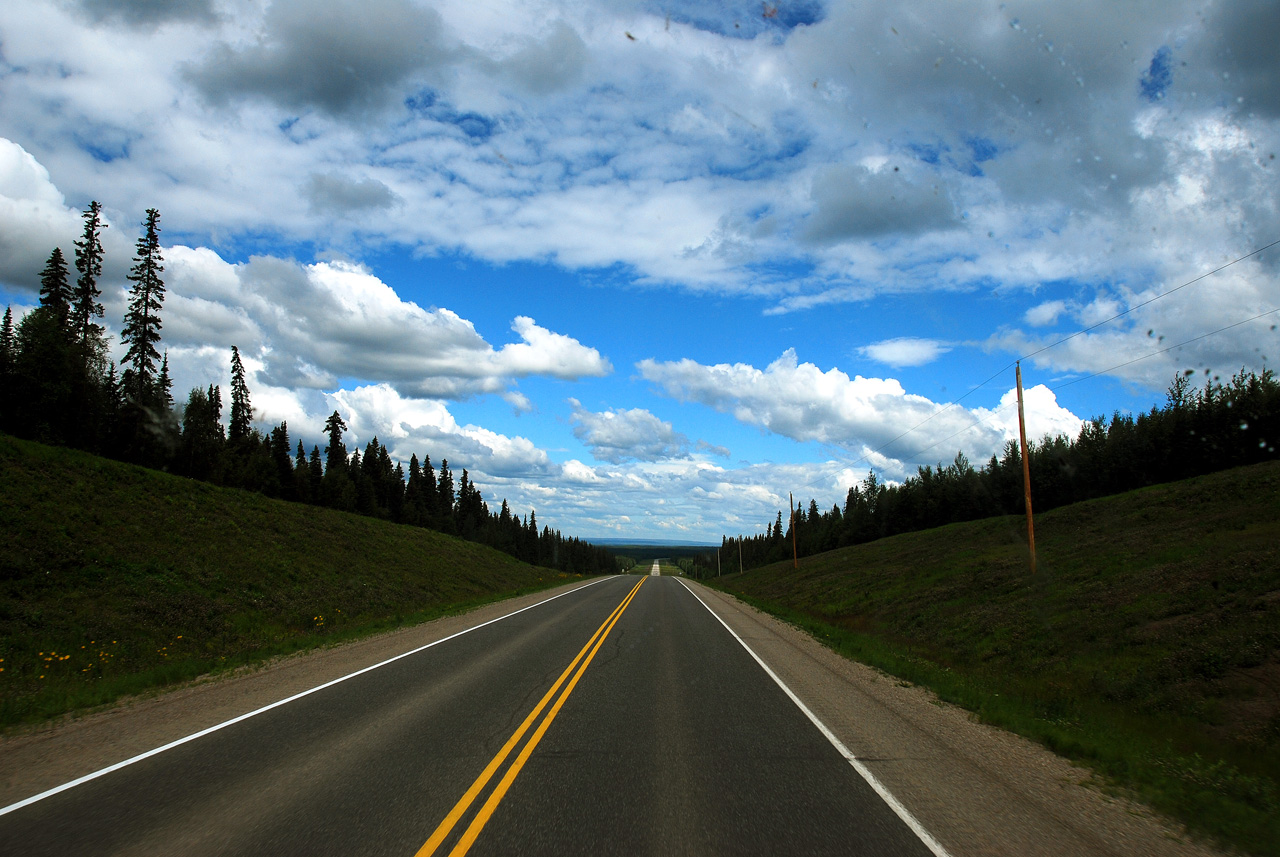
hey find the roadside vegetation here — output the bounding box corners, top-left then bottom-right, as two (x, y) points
(708, 460), (1280, 857)
(708, 369), (1280, 573)
(0, 434), (581, 729)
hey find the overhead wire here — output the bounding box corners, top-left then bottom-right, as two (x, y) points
(788, 238), (1280, 496)
(1050, 306), (1280, 391)
(890, 305), (1280, 470)
(1022, 237), (1280, 363)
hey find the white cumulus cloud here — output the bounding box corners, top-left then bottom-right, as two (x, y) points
(156, 248), (611, 401)
(639, 349), (1083, 476)
(859, 337), (952, 368)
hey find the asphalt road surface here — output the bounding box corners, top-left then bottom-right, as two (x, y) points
(0, 575), (942, 856)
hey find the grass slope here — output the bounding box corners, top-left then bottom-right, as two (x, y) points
(710, 460), (1280, 856)
(0, 434), (580, 728)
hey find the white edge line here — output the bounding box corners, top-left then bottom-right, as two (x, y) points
(675, 578), (954, 857)
(0, 576), (613, 818)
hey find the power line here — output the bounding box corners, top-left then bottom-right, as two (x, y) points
(788, 245), (1280, 497)
(1051, 306), (1280, 392)
(902, 306), (1280, 467)
(819, 238), (1280, 486)
(1021, 237), (1280, 362)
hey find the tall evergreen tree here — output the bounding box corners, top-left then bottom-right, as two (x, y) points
(100, 361), (121, 441)
(436, 458), (455, 531)
(422, 454), (437, 498)
(120, 209), (165, 407)
(269, 422), (294, 499)
(10, 253), (77, 442)
(323, 410), (347, 473)
(12, 302), (75, 442)
(38, 248), (73, 331)
(210, 384), (223, 425)
(72, 201), (107, 352)
(62, 204), (113, 451)
(308, 445), (324, 499)
(117, 209), (168, 463)
(294, 440), (311, 503)
(404, 454), (425, 525)
(228, 345), (252, 443)
(0, 306), (12, 433)
(0, 307), (13, 401)
(179, 385), (225, 480)
(456, 468), (472, 534)
(157, 352), (174, 412)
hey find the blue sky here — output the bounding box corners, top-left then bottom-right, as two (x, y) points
(1, 0), (1277, 542)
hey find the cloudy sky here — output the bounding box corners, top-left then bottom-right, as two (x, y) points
(1, 0), (1277, 542)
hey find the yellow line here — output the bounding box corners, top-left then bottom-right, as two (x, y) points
(415, 576), (646, 857)
(446, 576), (645, 857)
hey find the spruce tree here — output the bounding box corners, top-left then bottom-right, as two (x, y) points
(422, 454), (437, 497)
(269, 422), (293, 498)
(14, 251), (78, 442)
(0, 307), (13, 386)
(209, 384), (223, 427)
(0, 307), (11, 432)
(323, 410), (347, 473)
(179, 385), (224, 480)
(308, 445), (324, 499)
(229, 345), (252, 443)
(157, 352), (174, 411)
(13, 302), (75, 442)
(436, 458), (455, 531)
(72, 201), (107, 352)
(101, 361), (120, 439)
(294, 440), (311, 503)
(456, 468), (471, 533)
(420, 454), (438, 526)
(390, 461), (406, 521)
(120, 209), (165, 407)
(38, 247), (73, 331)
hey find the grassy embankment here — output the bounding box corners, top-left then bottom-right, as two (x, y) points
(0, 434), (581, 729)
(709, 459), (1280, 856)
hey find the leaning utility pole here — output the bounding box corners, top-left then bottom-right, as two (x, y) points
(1016, 361), (1037, 573)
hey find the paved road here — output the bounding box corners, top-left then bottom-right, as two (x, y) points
(0, 575), (940, 856)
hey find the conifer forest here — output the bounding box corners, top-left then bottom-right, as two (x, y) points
(0, 202), (616, 576)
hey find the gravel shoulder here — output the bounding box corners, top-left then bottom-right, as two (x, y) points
(683, 580), (1229, 857)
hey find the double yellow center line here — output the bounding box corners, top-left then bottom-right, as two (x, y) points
(415, 576), (647, 857)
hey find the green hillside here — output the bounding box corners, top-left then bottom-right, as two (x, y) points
(710, 460), (1280, 856)
(0, 434), (580, 728)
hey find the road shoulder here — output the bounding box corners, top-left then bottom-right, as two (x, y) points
(682, 580), (1227, 857)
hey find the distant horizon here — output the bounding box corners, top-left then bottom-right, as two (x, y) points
(586, 537), (719, 548)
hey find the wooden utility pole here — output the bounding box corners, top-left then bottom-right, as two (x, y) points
(717, 547), (721, 577)
(790, 492), (798, 569)
(1016, 362), (1037, 573)
(738, 538), (743, 574)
